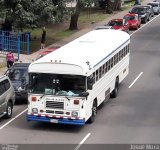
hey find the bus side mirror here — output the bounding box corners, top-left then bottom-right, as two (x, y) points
(87, 77), (93, 90)
(80, 92), (89, 97)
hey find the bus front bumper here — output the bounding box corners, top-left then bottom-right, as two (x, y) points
(27, 115), (85, 125)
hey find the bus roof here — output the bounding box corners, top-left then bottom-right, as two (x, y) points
(29, 29), (130, 75)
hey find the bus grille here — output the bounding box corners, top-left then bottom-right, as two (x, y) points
(46, 101), (64, 109)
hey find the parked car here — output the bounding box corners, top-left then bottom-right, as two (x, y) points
(143, 5), (154, 17)
(0, 75), (15, 119)
(94, 25), (114, 30)
(147, 2), (160, 14)
(129, 6), (150, 23)
(154, 0), (160, 3)
(36, 46), (60, 60)
(5, 62), (30, 103)
(123, 13), (141, 30)
(107, 19), (129, 33)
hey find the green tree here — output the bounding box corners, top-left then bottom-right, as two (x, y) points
(0, 0), (68, 31)
(69, 0), (94, 30)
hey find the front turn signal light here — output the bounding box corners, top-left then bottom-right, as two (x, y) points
(32, 97), (37, 102)
(74, 100), (79, 105)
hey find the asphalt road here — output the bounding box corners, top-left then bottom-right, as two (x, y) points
(0, 14), (160, 150)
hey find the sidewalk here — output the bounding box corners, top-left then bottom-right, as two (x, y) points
(0, 0), (151, 75)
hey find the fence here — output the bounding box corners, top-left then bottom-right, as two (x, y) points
(0, 30), (30, 60)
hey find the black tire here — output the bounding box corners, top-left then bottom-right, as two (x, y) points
(4, 102), (13, 119)
(138, 24), (141, 28)
(110, 77), (119, 98)
(87, 100), (97, 124)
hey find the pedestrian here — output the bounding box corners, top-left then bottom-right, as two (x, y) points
(6, 51), (14, 68)
(40, 26), (46, 49)
(134, 0), (141, 5)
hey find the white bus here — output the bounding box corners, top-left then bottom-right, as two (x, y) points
(27, 29), (130, 125)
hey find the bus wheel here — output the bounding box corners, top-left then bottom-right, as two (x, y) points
(110, 77), (119, 98)
(88, 100), (97, 124)
(4, 102), (13, 119)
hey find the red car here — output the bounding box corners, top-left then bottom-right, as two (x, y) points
(36, 46), (60, 60)
(107, 19), (129, 33)
(123, 13), (141, 30)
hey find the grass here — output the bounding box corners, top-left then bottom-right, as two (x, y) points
(122, 1), (135, 10)
(0, 56), (6, 68)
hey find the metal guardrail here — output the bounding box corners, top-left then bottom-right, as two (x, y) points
(0, 30), (30, 60)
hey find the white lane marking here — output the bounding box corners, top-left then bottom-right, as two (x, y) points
(128, 72), (143, 88)
(130, 14), (160, 36)
(0, 108), (27, 130)
(74, 133), (91, 150)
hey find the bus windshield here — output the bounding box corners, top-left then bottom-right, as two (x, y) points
(29, 73), (86, 96)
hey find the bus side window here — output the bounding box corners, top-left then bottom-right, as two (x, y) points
(99, 66), (102, 79)
(96, 70), (98, 81)
(92, 72), (95, 84)
(105, 61), (108, 73)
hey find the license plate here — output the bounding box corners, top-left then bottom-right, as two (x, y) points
(50, 119), (58, 123)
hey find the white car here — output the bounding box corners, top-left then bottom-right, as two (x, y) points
(147, 2), (160, 14)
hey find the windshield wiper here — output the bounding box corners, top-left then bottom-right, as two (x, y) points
(38, 94), (45, 101)
(65, 96), (70, 101)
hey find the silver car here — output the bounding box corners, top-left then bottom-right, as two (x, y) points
(0, 75), (15, 119)
(94, 25), (114, 30)
(148, 2), (160, 14)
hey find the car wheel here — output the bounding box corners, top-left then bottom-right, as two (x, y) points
(87, 100), (97, 124)
(4, 102), (13, 119)
(139, 23), (141, 28)
(110, 77), (119, 98)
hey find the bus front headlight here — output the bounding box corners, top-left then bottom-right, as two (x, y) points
(71, 111), (78, 117)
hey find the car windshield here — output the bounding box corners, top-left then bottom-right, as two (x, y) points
(108, 20), (122, 26)
(9, 69), (27, 81)
(131, 8), (145, 13)
(29, 73), (86, 97)
(124, 15), (136, 20)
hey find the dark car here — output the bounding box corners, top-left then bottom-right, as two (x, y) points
(5, 62), (30, 103)
(129, 6), (150, 23)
